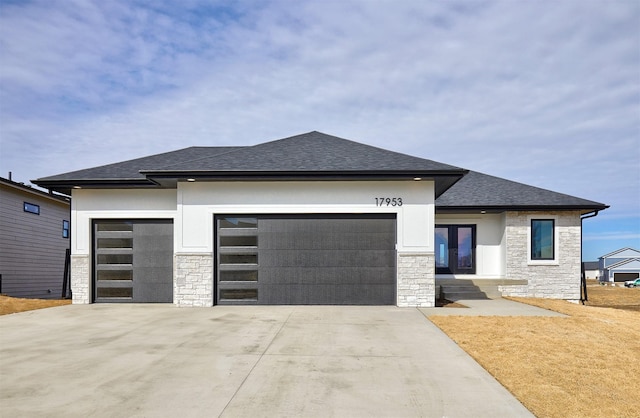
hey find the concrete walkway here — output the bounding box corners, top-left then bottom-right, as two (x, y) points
(422, 297), (568, 317)
(1, 304), (534, 417)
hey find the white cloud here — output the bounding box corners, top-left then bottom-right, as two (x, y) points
(0, 0), (638, 228)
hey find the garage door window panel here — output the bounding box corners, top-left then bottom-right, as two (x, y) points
(217, 216), (259, 303)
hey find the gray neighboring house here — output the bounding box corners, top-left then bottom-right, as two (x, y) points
(598, 247), (640, 283)
(33, 131), (608, 307)
(0, 177), (71, 299)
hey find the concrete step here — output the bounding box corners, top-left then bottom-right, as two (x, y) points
(437, 279), (527, 300)
(441, 285), (485, 292)
(443, 290), (490, 300)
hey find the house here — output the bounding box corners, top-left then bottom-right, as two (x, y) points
(33, 132), (608, 307)
(582, 261), (600, 280)
(0, 176), (71, 299)
(598, 248), (640, 283)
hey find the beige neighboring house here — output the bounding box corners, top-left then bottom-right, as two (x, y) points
(0, 176), (71, 298)
(582, 261), (600, 280)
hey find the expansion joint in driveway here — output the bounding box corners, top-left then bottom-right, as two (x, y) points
(217, 308), (295, 417)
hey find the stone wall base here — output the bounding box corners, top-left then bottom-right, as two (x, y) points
(70, 255), (90, 304)
(397, 252), (435, 307)
(174, 253), (213, 307)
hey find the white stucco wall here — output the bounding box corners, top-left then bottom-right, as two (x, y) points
(434, 213), (506, 278)
(71, 189), (177, 255)
(176, 180), (434, 254)
(70, 181), (436, 306)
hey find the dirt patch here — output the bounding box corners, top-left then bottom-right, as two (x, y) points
(430, 285), (640, 418)
(0, 295), (71, 315)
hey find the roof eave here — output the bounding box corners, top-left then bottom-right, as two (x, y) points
(141, 169), (467, 196)
(32, 178), (159, 195)
(435, 204), (609, 213)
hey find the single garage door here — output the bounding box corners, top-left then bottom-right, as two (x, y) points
(216, 214), (396, 305)
(93, 220), (173, 303)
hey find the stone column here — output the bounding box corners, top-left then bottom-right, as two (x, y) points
(174, 253), (214, 307)
(397, 252), (435, 307)
(70, 254), (90, 304)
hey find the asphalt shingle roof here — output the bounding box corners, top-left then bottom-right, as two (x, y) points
(142, 131), (462, 173)
(37, 147), (244, 181)
(435, 170), (607, 210)
(33, 131), (608, 211)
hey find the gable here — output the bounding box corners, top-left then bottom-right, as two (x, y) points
(599, 247), (640, 259)
(607, 258), (640, 271)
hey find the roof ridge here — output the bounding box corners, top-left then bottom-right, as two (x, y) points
(151, 145), (248, 170)
(599, 247), (640, 259)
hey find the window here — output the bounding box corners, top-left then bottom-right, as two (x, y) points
(24, 202), (40, 215)
(63, 220), (70, 238)
(531, 219), (554, 260)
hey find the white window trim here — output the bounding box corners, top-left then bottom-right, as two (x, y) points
(527, 215), (560, 266)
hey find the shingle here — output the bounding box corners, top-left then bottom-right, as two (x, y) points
(36, 146), (244, 181)
(33, 131), (607, 211)
(436, 170), (607, 209)
(148, 131), (461, 172)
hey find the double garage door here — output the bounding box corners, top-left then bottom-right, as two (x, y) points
(216, 214), (397, 305)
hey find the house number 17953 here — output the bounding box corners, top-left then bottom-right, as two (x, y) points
(375, 197), (403, 206)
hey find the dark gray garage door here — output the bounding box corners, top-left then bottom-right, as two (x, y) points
(216, 214), (396, 305)
(93, 220), (173, 303)
(613, 272), (639, 282)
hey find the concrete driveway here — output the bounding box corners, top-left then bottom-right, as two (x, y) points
(1, 305), (533, 417)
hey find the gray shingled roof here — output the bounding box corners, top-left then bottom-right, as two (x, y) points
(435, 170), (607, 210)
(582, 261), (599, 270)
(37, 146), (244, 181)
(34, 132), (466, 195)
(143, 131), (462, 173)
(33, 131), (607, 211)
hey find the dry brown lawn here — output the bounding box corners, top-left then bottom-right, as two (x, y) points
(0, 295), (71, 315)
(430, 283), (640, 418)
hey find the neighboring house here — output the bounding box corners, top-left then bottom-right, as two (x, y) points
(0, 177), (71, 299)
(33, 132), (608, 307)
(598, 248), (640, 282)
(582, 261), (600, 280)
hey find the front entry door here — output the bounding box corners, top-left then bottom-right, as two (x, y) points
(435, 225), (476, 275)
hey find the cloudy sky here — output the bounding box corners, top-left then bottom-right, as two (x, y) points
(1, 0), (638, 260)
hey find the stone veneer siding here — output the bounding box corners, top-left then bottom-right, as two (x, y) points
(397, 253), (435, 307)
(70, 254), (90, 304)
(174, 253), (214, 307)
(503, 211), (582, 300)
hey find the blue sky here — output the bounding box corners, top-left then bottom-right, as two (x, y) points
(1, 0), (638, 260)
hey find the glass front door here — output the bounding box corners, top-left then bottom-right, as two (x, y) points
(435, 225), (476, 274)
